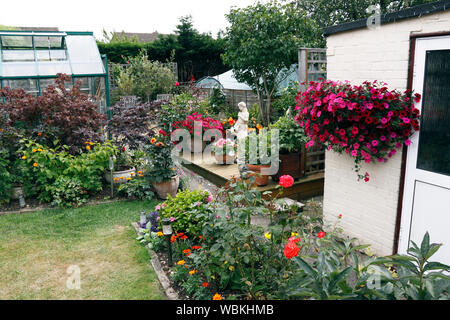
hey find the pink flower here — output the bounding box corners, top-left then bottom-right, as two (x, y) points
(403, 118), (411, 124)
(351, 150), (358, 157)
(169, 217), (176, 222)
(404, 139), (412, 146)
(155, 205), (161, 211)
(371, 140), (378, 147)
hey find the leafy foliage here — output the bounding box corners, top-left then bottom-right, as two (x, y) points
(271, 113), (309, 154)
(222, 0), (321, 125)
(117, 176), (155, 201)
(0, 74), (107, 155)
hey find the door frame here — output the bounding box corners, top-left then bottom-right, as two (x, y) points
(393, 32), (450, 254)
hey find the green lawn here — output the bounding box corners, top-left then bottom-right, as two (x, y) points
(0, 200), (166, 300)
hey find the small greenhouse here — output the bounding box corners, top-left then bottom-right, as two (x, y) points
(0, 30), (109, 113)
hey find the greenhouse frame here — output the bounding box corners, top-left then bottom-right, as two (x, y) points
(0, 30), (110, 114)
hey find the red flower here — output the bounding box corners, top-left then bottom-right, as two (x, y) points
(284, 239), (301, 259)
(202, 282), (210, 287)
(279, 175), (294, 188)
(191, 246), (202, 250)
(317, 231), (326, 238)
(122, 147), (126, 152)
(175, 82), (180, 87)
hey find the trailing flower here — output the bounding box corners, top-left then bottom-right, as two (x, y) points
(295, 80), (421, 180)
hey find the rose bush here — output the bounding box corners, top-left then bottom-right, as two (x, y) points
(295, 80), (421, 180)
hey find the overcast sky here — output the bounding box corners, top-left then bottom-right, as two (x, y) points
(0, 0), (260, 40)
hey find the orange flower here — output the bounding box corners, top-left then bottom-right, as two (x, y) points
(130, 172), (135, 176)
(150, 138), (156, 144)
(37, 132), (42, 136)
(138, 174), (144, 177)
(191, 246), (201, 250)
(86, 145), (91, 150)
(170, 235), (177, 243)
(256, 124), (263, 130)
(113, 178), (119, 181)
(183, 249), (191, 254)
(126, 177), (132, 181)
(212, 293), (223, 300)
(189, 269), (197, 275)
(202, 282), (209, 287)
(33, 162), (38, 167)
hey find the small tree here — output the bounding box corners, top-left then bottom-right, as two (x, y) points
(116, 50), (176, 101)
(222, 0), (321, 125)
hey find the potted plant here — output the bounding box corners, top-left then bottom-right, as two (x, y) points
(147, 133), (179, 199)
(105, 146), (136, 184)
(270, 112), (309, 181)
(212, 138), (236, 165)
(244, 130), (272, 186)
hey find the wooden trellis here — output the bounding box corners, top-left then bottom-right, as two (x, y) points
(299, 47), (327, 175)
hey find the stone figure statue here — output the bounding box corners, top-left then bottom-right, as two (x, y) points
(229, 102), (249, 141)
(228, 102), (251, 178)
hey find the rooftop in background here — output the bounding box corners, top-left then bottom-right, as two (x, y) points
(17, 27), (60, 32)
(111, 31), (166, 43)
(323, 0), (450, 36)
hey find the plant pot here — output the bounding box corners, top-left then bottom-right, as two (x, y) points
(105, 167), (136, 184)
(188, 137), (207, 154)
(214, 153), (236, 165)
(11, 186), (24, 200)
(152, 175), (179, 200)
(246, 163), (271, 186)
(271, 152), (305, 182)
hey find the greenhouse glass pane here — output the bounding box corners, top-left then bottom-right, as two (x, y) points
(37, 61), (71, 76)
(66, 36), (104, 75)
(1, 62), (37, 77)
(2, 79), (39, 96)
(39, 78), (73, 92)
(1, 50), (34, 62)
(34, 36), (64, 49)
(36, 49), (67, 61)
(0, 35), (33, 49)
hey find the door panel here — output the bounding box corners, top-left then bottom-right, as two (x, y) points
(399, 36), (450, 265)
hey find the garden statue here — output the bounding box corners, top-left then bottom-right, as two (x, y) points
(228, 102), (251, 178)
(229, 102), (249, 141)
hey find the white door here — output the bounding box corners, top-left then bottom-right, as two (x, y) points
(398, 36), (450, 265)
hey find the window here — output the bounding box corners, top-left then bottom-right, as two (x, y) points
(2, 79), (39, 96)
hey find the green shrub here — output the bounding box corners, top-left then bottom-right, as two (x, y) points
(0, 149), (12, 204)
(159, 189), (212, 237)
(117, 177), (155, 201)
(49, 176), (88, 208)
(270, 113), (309, 154)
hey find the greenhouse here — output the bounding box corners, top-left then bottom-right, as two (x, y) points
(0, 30), (109, 113)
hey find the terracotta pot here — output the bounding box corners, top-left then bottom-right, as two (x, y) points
(152, 175), (179, 200)
(105, 167), (136, 184)
(246, 163), (271, 186)
(271, 152), (305, 182)
(214, 153), (236, 165)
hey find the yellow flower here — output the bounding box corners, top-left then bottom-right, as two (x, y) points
(33, 162), (38, 167)
(22, 155), (27, 160)
(229, 265), (235, 271)
(177, 260), (185, 266)
(130, 172), (135, 175)
(37, 148), (43, 152)
(256, 124), (263, 130)
(32, 149), (37, 153)
(212, 293), (223, 300)
(189, 269), (197, 275)
(156, 231), (164, 237)
(126, 178), (132, 181)
(291, 232), (299, 237)
(86, 145), (91, 150)
(264, 232), (271, 240)
(150, 138), (156, 144)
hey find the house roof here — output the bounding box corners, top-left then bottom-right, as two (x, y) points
(17, 27), (59, 32)
(323, 0), (450, 36)
(112, 31), (164, 43)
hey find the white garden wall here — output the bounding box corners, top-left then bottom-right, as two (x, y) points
(324, 9), (450, 256)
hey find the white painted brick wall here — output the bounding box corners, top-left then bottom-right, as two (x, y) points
(324, 10), (450, 256)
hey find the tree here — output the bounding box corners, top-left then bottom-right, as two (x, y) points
(222, 0), (321, 125)
(289, 0), (439, 28)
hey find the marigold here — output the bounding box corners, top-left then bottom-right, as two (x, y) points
(33, 163), (38, 167)
(86, 145), (91, 150)
(177, 260), (185, 265)
(156, 231), (164, 236)
(113, 178), (119, 181)
(212, 293), (223, 300)
(32, 149), (37, 153)
(202, 282), (209, 287)
(191, 246), (201, 250)
(22, 156), (27, 160)
(189, 269), (197, 275)
(183, 249), (191, 254)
